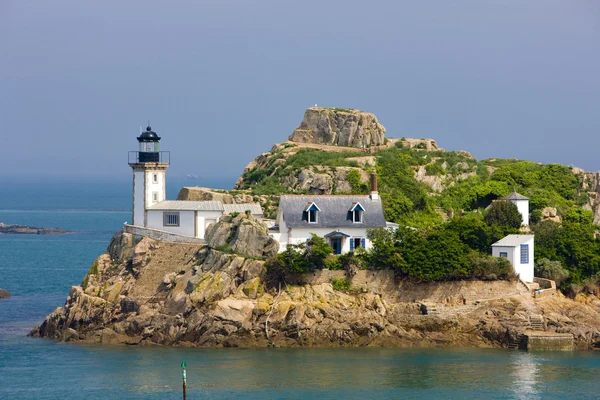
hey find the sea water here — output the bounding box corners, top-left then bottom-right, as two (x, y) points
(1, 178), (599, 399)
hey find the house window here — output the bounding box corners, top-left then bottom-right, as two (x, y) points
(350, 238), (366, 250)
(520, 244), (529, 264)
(163, 212), (180, 227)
(305, 202), (321, 224)
(152, 192), (158, 202)
(349, 202), (365, 223)
(153, 174), (158, 183)
(499, 252), (508, 258)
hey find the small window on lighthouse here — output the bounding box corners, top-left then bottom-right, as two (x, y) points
(152, 192), (158, 202)
(153, 174), (158, 183)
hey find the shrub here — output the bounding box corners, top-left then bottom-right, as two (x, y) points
(339, 249), (367, 270)
(535, 258), (569, 285)
(469, 253), (517, 281)
(323, 255), (343, 270)
(332, 277), (351, 291)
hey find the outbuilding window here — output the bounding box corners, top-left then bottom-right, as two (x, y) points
(163, 212), (180, 227)
(499, 252), (508, 258)
(520, 244), (529, 264)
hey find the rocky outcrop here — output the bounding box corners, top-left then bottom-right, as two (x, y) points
(0, 223), (70, 235)
(0, 288), (10, 299)
(289, 108), (386, 148)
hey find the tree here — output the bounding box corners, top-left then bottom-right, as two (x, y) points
(365, 227), (405, 270)
(305, 234), (334, 269)
(485, 200), (522, 229)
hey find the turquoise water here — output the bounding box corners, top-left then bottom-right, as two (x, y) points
(1, 179), (599, 399)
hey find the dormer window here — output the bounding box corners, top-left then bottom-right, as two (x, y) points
(305, 202), (320, 224)
(349, 202), (365, 223)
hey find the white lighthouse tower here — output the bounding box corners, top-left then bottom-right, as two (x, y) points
(128, 126), (170, 227)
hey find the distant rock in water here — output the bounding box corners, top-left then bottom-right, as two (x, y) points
(0, 289), (11, 299)
(0, 222), (70, 235)
(289, 107), (386, 148)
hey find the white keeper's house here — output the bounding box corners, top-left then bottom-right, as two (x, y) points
(127, 126), (262, 240)
(269, 176), (396, 254)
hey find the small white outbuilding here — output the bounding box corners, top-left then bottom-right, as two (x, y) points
(491, 234), (535, 282)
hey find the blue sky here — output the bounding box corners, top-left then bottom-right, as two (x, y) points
(2, 0), (599, 186)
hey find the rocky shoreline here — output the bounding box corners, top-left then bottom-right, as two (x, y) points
(30, 215), (600, 349)
(0, 223), (71, 235)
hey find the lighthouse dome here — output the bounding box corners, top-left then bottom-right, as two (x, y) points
(137, 126), (161, 142)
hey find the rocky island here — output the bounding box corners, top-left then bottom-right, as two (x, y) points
(30, 214), (599, 350)
(0, 222), (70, 235)
(30, 107), (600, 350)
(0, 288), (11, 299)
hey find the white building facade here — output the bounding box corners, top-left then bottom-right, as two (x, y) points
(492, 234), (535, 282)
(128, 127), (262, 240)
(271, 182), (389, 254)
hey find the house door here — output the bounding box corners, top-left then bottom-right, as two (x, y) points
(330, 238), (342, 255)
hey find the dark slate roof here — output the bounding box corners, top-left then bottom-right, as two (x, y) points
(503, 191), (529, 201)
(279, 195), (386, 228)
(138, 126), (161, 142)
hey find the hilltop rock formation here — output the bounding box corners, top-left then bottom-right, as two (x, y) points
(0, 289), (11, 299)
(289, 108), (386, 148)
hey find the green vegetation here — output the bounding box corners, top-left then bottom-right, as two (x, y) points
(535, 258), (570, 285)
(331, 277), (352, 291)
(266, 234), (334, 278)
(363, 221), (518, 281)
(346, 169), (369, 194)
(243, 135), (599, 288)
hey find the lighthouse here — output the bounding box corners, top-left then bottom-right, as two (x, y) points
(128, 126), (170, 227)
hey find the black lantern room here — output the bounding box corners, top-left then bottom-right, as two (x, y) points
(137, 126), (161, 162)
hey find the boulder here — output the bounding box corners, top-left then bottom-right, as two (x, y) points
(177, 187), (235, 204)
(542, 207), (562, 223)
(206, 214), (278, 258)
(107, 231), (134, 264)
(289, 107), (386, 148)
(0, 288), (10, 299)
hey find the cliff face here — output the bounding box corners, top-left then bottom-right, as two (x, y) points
(289, 108), (386, 148)
(31, 215), (600, 349)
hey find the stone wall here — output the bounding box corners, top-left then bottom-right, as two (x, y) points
(303, 270), (395, 294)
(533, 277), (556, 290)
(123, 224), (205, 244)
(525, 333), (574, 351)
(302, 270), (525, 304)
